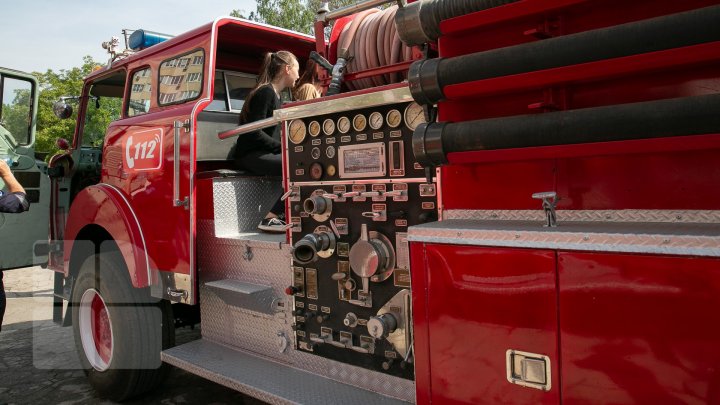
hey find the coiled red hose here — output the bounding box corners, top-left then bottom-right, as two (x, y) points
(334, 6), (415, 91)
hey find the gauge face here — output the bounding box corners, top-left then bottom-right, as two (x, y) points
(327, 164), (336, 177)
(404, 102), (426, 131)
(326, 146), (336, 159)
(288, 120), (307, 144)
(309, 162), (324, 180)
(337, 116), (351, 133)
(386, 109), (402, 128)
(369, 111), (384, 130)
(308, 121), (321, 137)
(353, 114), (367, 132)
(311, 147), (321, 160)
(323, 119), (336, 136)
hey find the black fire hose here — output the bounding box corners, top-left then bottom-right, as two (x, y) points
(409, 5), (720, 105)
(395, 0), (519, 46)
(412, 94), (720, 166)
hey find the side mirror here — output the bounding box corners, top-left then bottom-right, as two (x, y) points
(56, 138), (70, 151)
(53, 101), (73, 119)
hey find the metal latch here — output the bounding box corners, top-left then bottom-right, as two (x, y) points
(506, 349), (551, 391)
(532, 191), (558, 227)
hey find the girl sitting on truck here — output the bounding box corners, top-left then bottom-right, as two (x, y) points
(233, 50), (300, 233)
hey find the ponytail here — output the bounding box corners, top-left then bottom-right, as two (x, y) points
(240, 50), (298, 123)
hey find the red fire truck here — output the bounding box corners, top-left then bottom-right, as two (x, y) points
(46, 0), (720, 403)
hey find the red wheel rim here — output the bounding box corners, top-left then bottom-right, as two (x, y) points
(79, 289), (113, 371)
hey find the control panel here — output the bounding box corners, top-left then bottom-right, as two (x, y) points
(284, 100), (436, 380)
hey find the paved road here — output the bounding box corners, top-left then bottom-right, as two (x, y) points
(0, 266), (261, 405)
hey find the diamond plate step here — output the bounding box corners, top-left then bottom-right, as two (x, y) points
(205, 279), (279, 315)
(162, 339), (410, 405)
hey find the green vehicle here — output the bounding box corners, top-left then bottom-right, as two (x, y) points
(0, 67), (50, 270)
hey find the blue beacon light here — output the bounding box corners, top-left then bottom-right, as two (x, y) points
(128, 30), (173, 51)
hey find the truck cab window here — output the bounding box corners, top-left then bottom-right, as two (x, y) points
(128, 67), (152, 117)
(0, 75), (34, 145)
(82, 73), (124, 147)
(206, 70), (257, 112)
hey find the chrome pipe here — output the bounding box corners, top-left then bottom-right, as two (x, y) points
(318, 0), (404, 24)
(217, 117), (279, 140)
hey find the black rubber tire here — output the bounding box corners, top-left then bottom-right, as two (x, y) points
(71, 250), (175, 401)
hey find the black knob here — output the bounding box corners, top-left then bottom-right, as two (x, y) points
(382, 359), (394, 370)
(315, 314), (328, 324)
(294, 309), (304, 316)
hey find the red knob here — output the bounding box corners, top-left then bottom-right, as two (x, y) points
(285, 286), (299, 295)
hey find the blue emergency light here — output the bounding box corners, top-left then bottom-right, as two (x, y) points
(128, 29), (173, 51)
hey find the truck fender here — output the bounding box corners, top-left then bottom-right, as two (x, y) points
(64, 183), (151, 288)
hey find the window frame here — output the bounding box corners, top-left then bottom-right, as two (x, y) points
(126, 65), (153, 118)
(157, 48), (205, 107)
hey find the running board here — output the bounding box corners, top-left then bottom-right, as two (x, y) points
(162, 339), (411, 405)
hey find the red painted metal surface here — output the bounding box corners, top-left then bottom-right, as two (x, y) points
(63, 184), (149, 287)
(413, 243), (559, 404)
(409, 242), (431, 405)
(558, 252), (720, 403)
(441, 137), (720, 211)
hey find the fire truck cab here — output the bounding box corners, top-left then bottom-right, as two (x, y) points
(47, 0), (720, 403)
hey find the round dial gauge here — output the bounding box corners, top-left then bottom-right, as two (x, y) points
(308, 121), (321, 137)
(353, 114), (367, 132)
(327, 164), (336, 177)
(386, 109), (402, 128)
(337, 116), (351, 133)
(322, 119), (336, 136)
(369, 111), (384, 130)
(309, 162), (324, 180)
(288, 120), (307, 144)
(311, 147), (321, 160)
(326, 146), (336, 159)
(404, 102), (426, 131)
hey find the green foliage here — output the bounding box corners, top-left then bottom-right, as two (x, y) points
(233, 0), (359, 34)
(1, 88), (32, 145)
(33, 56), (100, 156)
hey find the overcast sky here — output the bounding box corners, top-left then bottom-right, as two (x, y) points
(0, 0), (257, 74)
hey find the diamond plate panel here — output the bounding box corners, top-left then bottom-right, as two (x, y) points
(444, 209), (720, 223)
(213, 177), (282, 237)
(162, 340), (410, 405)
(409, 219), (720, 257)
(197, 220), (415, 402)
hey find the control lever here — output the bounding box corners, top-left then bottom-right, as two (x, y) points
(360, 191), (380, 198)
(341, 191), (360, 198)
(362, 212), (381, 218)
(322, 193), (339, 200)
(329, 220), (342, 239)
(280, 189), (296, 201)
(384, 190), (405, 197)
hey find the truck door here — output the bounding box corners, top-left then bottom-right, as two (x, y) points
(0, 68), (50, 270)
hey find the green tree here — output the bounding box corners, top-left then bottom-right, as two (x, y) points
(232, 0), (359, 34)
(33, 56), (100, 156)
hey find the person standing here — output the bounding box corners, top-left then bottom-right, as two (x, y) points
(234, 50), (300, 233)
(0, 159), (31, 331)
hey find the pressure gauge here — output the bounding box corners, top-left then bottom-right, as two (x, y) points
(369, 111), (384, 130)
(311, 147), (321, 160)
(326, 146), (336, 159)
(353, 114), (367, 132)
(337, 116), (351, 134)
(386, 109), (402, 128)
(404, 102), (426, 131)
(323, 119), (336, 136)
(288, 120), (307, 144)
(308, 120), (321, 137)
(309, 162), (324, 180)
(327, 164), (336, 177)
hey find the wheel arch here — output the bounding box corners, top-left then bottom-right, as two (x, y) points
(64, 184), (151, 288)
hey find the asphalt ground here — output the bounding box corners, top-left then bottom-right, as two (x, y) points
(0, 266), (264, 405)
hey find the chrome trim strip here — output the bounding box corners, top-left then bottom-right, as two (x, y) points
(276, 86), (413, 122)
(408, 219), (720, 257)
(443, 209), (720, 224)
(290, 177), (434, 187)
(318, 0), (401, 23)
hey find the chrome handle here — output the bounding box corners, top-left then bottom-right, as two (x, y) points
(173, 120), (189, 208)
(322, 193), (339, 200)
(280, 189), (296, 201)
(218, 117), (279, 140)
(360, 191), (380, 197)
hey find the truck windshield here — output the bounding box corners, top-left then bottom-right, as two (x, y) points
(0, 75), (34, 146)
